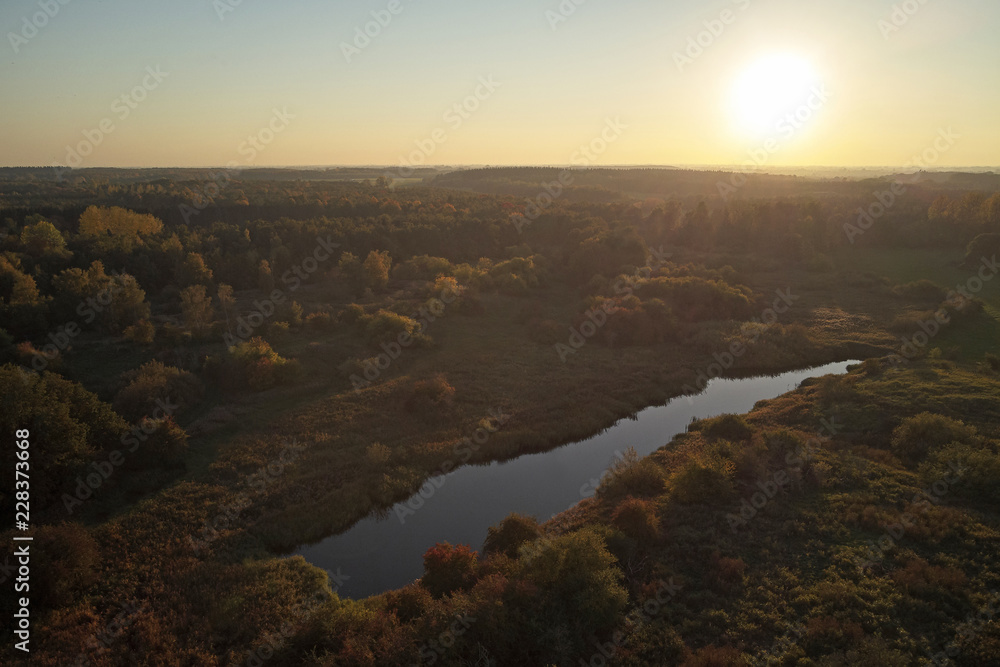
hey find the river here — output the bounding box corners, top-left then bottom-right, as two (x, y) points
(294, 360), (858, 598)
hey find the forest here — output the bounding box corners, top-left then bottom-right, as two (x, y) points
(2, 166), (1000, 665)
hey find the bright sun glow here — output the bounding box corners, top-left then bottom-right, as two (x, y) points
(730, 54), (822, 137)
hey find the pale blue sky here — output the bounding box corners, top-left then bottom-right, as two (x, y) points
(1, 0), (998, 167)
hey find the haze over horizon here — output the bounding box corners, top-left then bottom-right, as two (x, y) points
(2, 0), (999, 170)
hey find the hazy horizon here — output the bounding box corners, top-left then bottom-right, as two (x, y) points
(7, 164), (1000, 173)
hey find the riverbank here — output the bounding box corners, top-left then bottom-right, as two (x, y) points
(294, 360), (859, 599)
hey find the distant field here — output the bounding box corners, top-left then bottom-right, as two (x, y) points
(833, 246), (1000, 359)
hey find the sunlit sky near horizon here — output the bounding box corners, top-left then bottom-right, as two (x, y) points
(2, 0), (999, 169)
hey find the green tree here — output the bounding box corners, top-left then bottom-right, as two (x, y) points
(891, 412), (977, 464)
(362, 250), (392, 291)
(138, 417), (189, 466)
(338, 251), (363, 294)
(177, 252), (214, 287)
(514, 527), (628, 659)
(0, 365), (127, 512)
(484, 513), (542, 558)
(258, 259), (275, 293)
(51, 261), (108, 321)
(180, 285), (214, 334)
(51, 261), (149, 333)
(123, 319), (155, 345)
(0, 255), (47, 335)
(78, 205), (163, 252)
(106, 274), (151, 334)
(217, 283), (236, 335)
(20, 219), (71, 259)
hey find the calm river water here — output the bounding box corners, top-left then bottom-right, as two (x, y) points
(295, 360), (857, 598)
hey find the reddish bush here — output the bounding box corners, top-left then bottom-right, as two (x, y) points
(612, 497), (660, 544)
(420, 542), (479, 597)
(891, 557), (967, 593)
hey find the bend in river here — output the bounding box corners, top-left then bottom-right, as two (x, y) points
(294, 360), (859, 598)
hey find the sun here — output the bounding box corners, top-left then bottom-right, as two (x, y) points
(729, 54), (822, 137)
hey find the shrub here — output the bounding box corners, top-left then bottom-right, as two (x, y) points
(363, 309), (422, 348)
(266, 321), (290, 338)
(597, 447), (666, 499)
(339, 303), (366, 324)
(420, 542), (479, 597)
(135, 417), (189, 466)
(816, 374), (858, 403)
(860, 358), (884, 375)
(383, 585), (433, 624)
(890, 412), (977, 463)
(338, 356), (381, 382)
(590, 297), (679, 347)
(731, 442), (769, 482)
(515, 527), (628, 650)
(490, 256), (542, 295)
(484, 513), (542, 558)
(920, 442), (1000, 503)
(285, 301), (303, 327)
(670, 460), (735, 505)
(762, 428), (806, 461)
(113, 360), (204, 422)
(305, 310), (334, 330)
(392, 255), (453, 281)
(123, 319), (155, 345)
(404, 374), (455, 415)
(206, 337), (299, 392)
(612, 497), (660, 544)
(636, 275), (753, 322)
(698, 413), (753, 442)
(432, 275), (463, 299)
